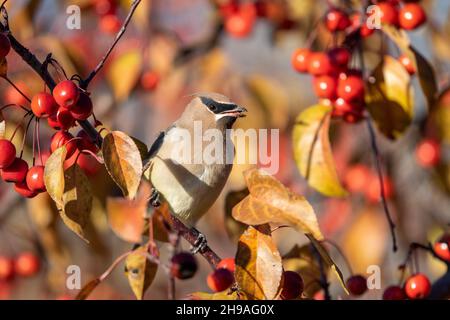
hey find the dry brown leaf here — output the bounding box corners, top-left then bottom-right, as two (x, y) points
(235, 225), (282, 300)
(232, 168), (323, 241)
(102, 131), (143, 199)
(75, 278), (101, 300)
(44, 146), (67, 208)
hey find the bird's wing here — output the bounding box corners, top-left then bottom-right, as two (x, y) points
(143, 125), (174, 172)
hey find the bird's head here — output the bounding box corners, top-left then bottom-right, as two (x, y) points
(181, 93), (247, 129)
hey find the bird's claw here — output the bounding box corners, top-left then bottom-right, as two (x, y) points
(149, 188), (161, 207)
(191, 231), (207, 254)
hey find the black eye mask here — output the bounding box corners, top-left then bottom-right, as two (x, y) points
(200, 97), (239, 114)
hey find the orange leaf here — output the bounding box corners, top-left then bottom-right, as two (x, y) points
(75, 278), (101, 300)
(235, 225), (282, 300)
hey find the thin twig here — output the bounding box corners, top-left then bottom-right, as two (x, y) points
(80, 0), (142, 89)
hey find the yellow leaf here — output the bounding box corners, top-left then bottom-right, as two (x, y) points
(232, 168), (324, 240)
(292, 104), (347, 197)
(125, 246), (157, 300)
(102, 131), (143, 199)
(235, 225), (282, 300)
(61, 164), (92, 242)
(44, 146), (67, 208)
(107, 49), (142, 101)
(366, 55), (414, 139)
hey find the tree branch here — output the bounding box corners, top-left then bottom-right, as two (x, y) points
(1, 1), (222, 270)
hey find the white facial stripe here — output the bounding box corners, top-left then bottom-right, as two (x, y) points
(215, 113), (231, 121)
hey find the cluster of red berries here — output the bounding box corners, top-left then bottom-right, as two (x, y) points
(220, 1), (257, 38)
(0, 252), (41, 282)
(93, 0), (122, 35)
(292, 46), (366, 123)
(0, 79), (99, 198)
(344, 164), (394, 203)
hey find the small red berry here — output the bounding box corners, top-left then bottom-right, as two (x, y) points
(415, 138), (441, 168)
(141, 71), (160, 91)
(31, 92), (58, 118)
(280, 271), (304, 300)
(70, 92), (93, 120)
(399, 4), (427, 31)
(217, 258), (236, 273)
(0, 256), (14, 281)
(307, 52), (332, 76)
(95, 0), (117, 16)
(47, 108), (75, 130)
(404, 273), (431, 300)
(14, 181), (38, 198)
(1, 157), (28, 183)
(383, 285), (406, 300)
(346, 275), (367, 296)
(0, 33), (11, 59)
(50, 131), (77, 158)
(291, 48), (311, 73)
(26, 165), (46, 193)
(337, 75), (365, 101)
(366, 174), (394, 203)
(225, 13), (254, 38)
(328, 47), (351, 69)
(434, 234), (450, 262)
(53, 80), (79, 109)
(99, 14), (122, 34)
(0, 139), (16, 169)
(377, 3), (399, 26)
(313, 75), (337, 99)
(399, 54), (416, 75)
(324, 8), (351, 32)
(76, 130), (99, 153)
(14, 252), (40, 277)
(170, 252), (198, 280)
(344, 164), (371, 193)
(207, 268), (235, 292)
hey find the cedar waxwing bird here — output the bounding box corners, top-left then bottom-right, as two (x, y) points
(143, 93), (247, 252)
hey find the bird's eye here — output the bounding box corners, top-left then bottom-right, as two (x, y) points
(208, 104), (217, 112)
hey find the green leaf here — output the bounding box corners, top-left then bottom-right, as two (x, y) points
(102, 131), (143, 199)
(292, 104), (347, 197)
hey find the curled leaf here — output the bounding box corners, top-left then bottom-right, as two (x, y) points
(102, 131), (143, 199)
(44, 146), (67, 208)
(292, 104), (347, 197)
(61, 164), (92, 242)
(232, 168), (324, 241)
(235, 225), (282, 300)
(125, 246), (157, 300)
(366, 55), (414, 139)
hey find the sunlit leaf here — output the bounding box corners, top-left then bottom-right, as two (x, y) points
(61, 164), (92, 242)
(107, 49), (142, 101)
(44, 146), (67, 208)
(107, 197), (146, 243)
(125, 246), (157, 300)
(0, 112), (5, 138)
(75, 278), (101, 300)
(292, 104), (347, 197)
(235, 225), (282, 300)
(233, 168), (324, 240)
(102, 131), (143, 199)
(365, 55), (414, 139)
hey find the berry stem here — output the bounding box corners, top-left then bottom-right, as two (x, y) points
(9, 110), (32, 141)
(19, 114), (34, 159)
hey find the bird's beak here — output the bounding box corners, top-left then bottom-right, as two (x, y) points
(219, 106), (247, 118)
